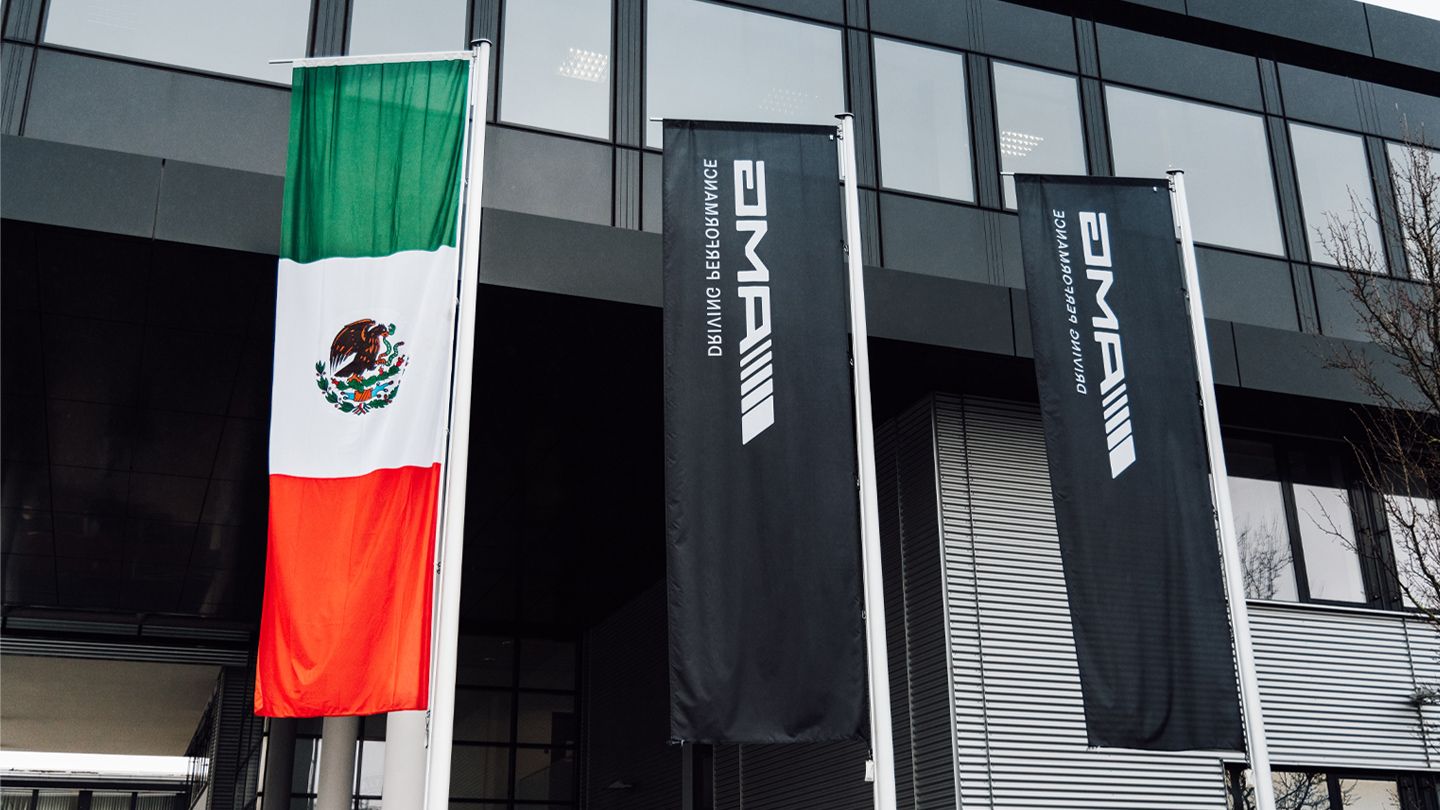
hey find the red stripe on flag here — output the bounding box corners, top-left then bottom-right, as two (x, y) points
(256, 464), (440, 717)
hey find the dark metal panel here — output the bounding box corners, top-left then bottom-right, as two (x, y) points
(967, 53), (1001, 211)
(479, 208), (661, 307)
(1368, 82), (1440, 142)
(974, 0), (1076, 73)
(1011, 289), (1031, 358)
(309, 0), (350, 57)
(613, 147), (641, 230)
(1096, 24), (1262, 111)
(642, 150), (662, 233)
(1276, 64), (1367, 133)
(729, 0), (844, 24)
(845, 29), (877, 187)
(2, 0), (42, 41)
(1073, 18), (1100, 79)
(875, 418), (915, 810)
(864, 267), (1015, 356)
(1258, 59), (1284, 115)
(1264, 115), (1310, 264)
(2, 42), (33, 135)
(472, 0), (501, 121)
(482, 126), (614, 226)
(154, 161), (283, 254)
(1079, 76), (1111, 176)
(1291, 262), (1321, 334)
(1194, 247), (1298, 331)
(868, 0), (970, 52)
(1230, 324), (1412, 403)
(24, 51), (290, 176)
(1365, 6), (1440, 74)
(1309, 265), (1367, 341)
(1, 136), (161, 238)
(878, 193), (988, 284)
(845, 0), (868, 27)
(1186, 0), (1372, 55)
(1206, 318), (1240, 387)
(859, 188), (880, 267)
(613, 0), (643, 148)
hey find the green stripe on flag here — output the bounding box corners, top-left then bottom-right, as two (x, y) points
(281, 59), (468, 263)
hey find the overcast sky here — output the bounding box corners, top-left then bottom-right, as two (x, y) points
(1357, 0), (1440, 21)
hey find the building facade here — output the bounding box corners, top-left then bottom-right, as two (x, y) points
(3, 0), (1439, 808)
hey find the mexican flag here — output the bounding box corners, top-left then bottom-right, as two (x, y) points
(256, 56), (470, 717)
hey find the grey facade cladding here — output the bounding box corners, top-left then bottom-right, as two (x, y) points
(2, 0), (1439, 408)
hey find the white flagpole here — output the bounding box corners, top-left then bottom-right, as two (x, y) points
(837, 112), (899, 810)
(424, 39), (491, 810)
(1168, 169), (1276, 810)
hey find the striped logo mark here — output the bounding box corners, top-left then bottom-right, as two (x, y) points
(1101, 380), (1136, 477)
(739, 337), (774, 444)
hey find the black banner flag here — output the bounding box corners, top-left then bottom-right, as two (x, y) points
(663, 121), (866, 744)
(1015, 175), (1244, 751)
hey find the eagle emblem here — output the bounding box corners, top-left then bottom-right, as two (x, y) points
(314, 319), (408, 415)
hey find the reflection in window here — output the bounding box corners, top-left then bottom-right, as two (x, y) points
(872, 37), (972, 202)
(449, 744), (511, 800)
(646, 0), (844, 148)
(1341, 779), (1402, 810)
(994, 62), (1086, 208)
(42, 0), (309, 84)
(1293, 483), (1366, 602)
(514, 747), (576, 802)
(1386, 494), (1436, 608)
(1290, 124), (1383, 269)
(454, 688), (514, 743)
(1107, 86), (1283, 255)
(1230, 475), (1298, 601)
(501, 0), (613, 139)
(1386, 141), (1440, 278)
(348, 0), (466, 56)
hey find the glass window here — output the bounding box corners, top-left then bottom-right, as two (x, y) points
(449, 745), (511, 800)
(514, 747), (575, 802)
(519, 639), (576, 689)
(1386, 141), (1440, 278)
(42, 0), (308, 84)
(355, 740), (384, 796)
(454, 688), (514, 743)
(994, 62), (1086, 208)
(1385, 494), (1435, 608)
(1227, 439), (1299, 601)
(1107, 86), (1284, 255)
(500, 0), (613, 139)
(348, 0), (466, 55)
(1290, 124), (1383, 269)
(872, 37), (972, 202)
(1340, 779), (1402, 810)
(517, 692), (577, 745)
(1289, 448), (1367, 603)
(458, 636), (515, 687)
(646, 0), (844, 148)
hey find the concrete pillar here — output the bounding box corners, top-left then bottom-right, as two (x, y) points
(381, 711), (427, 810)
(316, 716), (360, 810)
(263, 718), (297, 810)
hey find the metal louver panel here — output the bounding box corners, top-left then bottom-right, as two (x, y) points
(1249, 602), (1437, 770)
(933, 396), (1230, 808)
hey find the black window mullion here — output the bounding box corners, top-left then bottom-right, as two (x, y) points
(1276, 442), (1315, 602)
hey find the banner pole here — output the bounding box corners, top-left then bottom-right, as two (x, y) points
(836, 112), (898, 810)
(1168, 169), (1276, 810)
(424, 39), (491, 810)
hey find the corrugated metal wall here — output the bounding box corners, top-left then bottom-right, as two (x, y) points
(1250, 602), (1438, 770)
(932, 396), (1230, 808)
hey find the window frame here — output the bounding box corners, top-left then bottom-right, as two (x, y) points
(1226, 430), (1401, 610)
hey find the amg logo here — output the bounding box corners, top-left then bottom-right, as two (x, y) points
(735, 159), (774, 445)
(1080, 211), (1136, 478)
